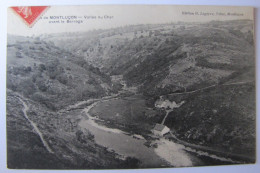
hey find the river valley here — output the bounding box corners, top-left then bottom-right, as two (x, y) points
(78, 97), (194, 167)
(11, 82), (244, 169)
(76, 93), (239, 167)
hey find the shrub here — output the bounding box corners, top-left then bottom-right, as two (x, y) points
(18, 79), (36, 97)
(56, 74), (68, 85)
(31, 92), (56, 111)
(29, 46), (35, 50)
(38, 64), (46, 72)
(35, 78), (47, 92)
(25, 66), (32, 73)
(16, 52), (22, 58)
(123, 157), (140, 168)
(6, 74), (17, 91)
(76, 129), (94, 144)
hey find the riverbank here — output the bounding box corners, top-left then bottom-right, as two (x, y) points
(166, 132), (254, 164)
(79, 98), (172, 168)
(7, 87), (252, 169)
(82, 92), (249, 167)
(79, 95), (215, 168)
(7, 91), (148, 169)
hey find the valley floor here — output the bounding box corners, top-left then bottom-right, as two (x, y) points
(7, 80), (255, 168)
(78, 93), (242, 167)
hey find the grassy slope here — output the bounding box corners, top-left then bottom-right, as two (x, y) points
(7, 93), (73, 169)
(44, 20), (254, 97)
(163, 83), (255, 161)
(85, 20), (255, 162)
(7, 91), (141, 169)
(6, 36), (141, 169)
(6, 19), (255, 166)
(89, 95), (161, 136)
(44, 20), (255, 161)
(7, 35), (112, 110)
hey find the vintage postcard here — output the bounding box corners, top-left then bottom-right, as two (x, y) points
(6, 5), (255, 169)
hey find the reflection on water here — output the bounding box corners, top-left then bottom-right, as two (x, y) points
(154, 139), (193, 167)
(79, 117), (167, 168)
(78, 99), (196, 168)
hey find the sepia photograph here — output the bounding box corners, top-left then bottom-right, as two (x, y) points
(6, 5), (256, 169)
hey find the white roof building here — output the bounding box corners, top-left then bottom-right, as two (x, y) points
(152, 123), (170, 136)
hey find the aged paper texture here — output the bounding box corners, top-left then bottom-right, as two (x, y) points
(6, 5), (255, 169)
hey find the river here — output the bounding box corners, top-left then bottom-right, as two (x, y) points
(78, 97), (195, 168)
(69, 77), (240, 167)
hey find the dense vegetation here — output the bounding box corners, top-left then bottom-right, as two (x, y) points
(45, 20), (254, 97)
(7, 35), (114, 111)
(164, 83), (255, 161)
(6, 19), (255, 168)
(6, 36), (140, 169)
(7, 89), (140, 169)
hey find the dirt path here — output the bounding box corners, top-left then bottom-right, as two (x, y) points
(16, 96), (54, 154)
(161, 110), (172, 125)
(167, 80), (254, 96)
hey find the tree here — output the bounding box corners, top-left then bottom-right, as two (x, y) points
(18, 78), (36, 96)
(36, 78), (47, 92)
(38, 64), (46, 72)
(149, 31), (153, 37)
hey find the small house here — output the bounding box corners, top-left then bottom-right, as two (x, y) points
(152, 123), (170, 136)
